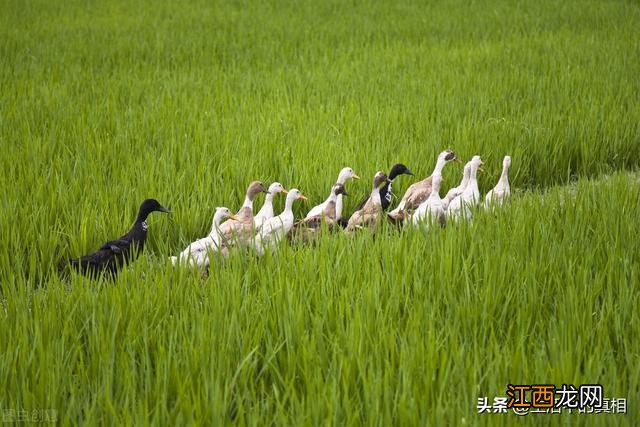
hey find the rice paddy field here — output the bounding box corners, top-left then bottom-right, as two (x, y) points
(1, 0), (639, 424)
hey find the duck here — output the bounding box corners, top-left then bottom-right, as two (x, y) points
(484, 155), (511, 208)
(410, 174), (446, 228)
(67, 199), (171, 279)
(388, 149), (457, 222)
(354, 163), (414, 213)
(306, 167), (360, 222)
(289, 184), (348, 244)
(170, 207), (236, 267)
(253, 182), (288, 231)
(448, 156), (483, 220)
(253, 189), (307, 255)
(345, 171), (390, 233)
(218, 180), (268, 242)
(442, 162), (471, 211)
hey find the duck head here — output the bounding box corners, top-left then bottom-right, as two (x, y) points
(333, 183), (349, 197)
(462, 162), (472, 179)
(372, 171), (391, 189)
(246, 181), (269, 200)
(431, 174), (443, 194)
(441, 149), (458, 163)
(388, 163), (414, 180)
(503, 155), (511, 169)
(470, 155), (484, 173)
(215, 206), (237, 222)
(286, 188), (308, 203)
(137, 198), (171, 222)
(267, 182), (288, 195)
(338, 167), (360, 182)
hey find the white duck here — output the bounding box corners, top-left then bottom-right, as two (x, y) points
(410, 174), (445, 227)
(448, 156), (483, 220)
(484, 155), (511, 208)
(388, 149), (457, 221)
(306, 167), (360, 221)
(170, 207), (235, 267)
(253, 182), (288, 230)
(253, 189), (307, 255)
(289, 184), (348, 245)
(441, 162), (471, 211)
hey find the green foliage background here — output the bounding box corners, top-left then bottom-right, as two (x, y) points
(1, 0), (639, 424)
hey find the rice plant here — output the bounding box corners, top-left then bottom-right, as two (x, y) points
(1, 0), (639, 424)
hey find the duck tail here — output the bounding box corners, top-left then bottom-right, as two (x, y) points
(386, 210), (406, 226)
(57, 257), (80, 280)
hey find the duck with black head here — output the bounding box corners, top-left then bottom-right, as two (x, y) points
(354, 163), (413, 213)
(67, 198), (171, 279)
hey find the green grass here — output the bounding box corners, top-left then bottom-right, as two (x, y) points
(1, 0), (639, 424)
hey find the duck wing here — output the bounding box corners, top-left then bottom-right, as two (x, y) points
(404, 177), (433, 211)
(100, 238), (132, 253)
(305, 202), (326, 219)
(346, 211), (379, 232)
(70, 244), (131, 278)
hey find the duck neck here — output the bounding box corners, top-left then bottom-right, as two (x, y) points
(259, 194), (274, 214)
(135, 209), (149, 224)
(328, 191), (338, 204)
(459, 173), (470, 190)
(430, 184), (441, 199)
(283, 196), (296, 215)
(210, 215), (224, 236)
(323, 188), (335, 204)
(468, 167), (479, 190)
(241, 195), (253, 210)
(432, 157), (447, 176)
(370, 186), (382, 206)
(264, 192), (275, 204)
(499, 164), (510, 184)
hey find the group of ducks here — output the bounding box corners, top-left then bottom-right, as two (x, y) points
(67, 150), (511, 279)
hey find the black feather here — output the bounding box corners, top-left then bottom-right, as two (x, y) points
(66, 199), (170, 279)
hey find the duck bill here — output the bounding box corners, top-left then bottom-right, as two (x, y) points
(158, 206), (172, 214)
(299, 195), (308, 201)
(405, 169), (415, 176)
(353, 174), (361, 180)
(281, 189), (289, 194)
(229, 214), (239, 221)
